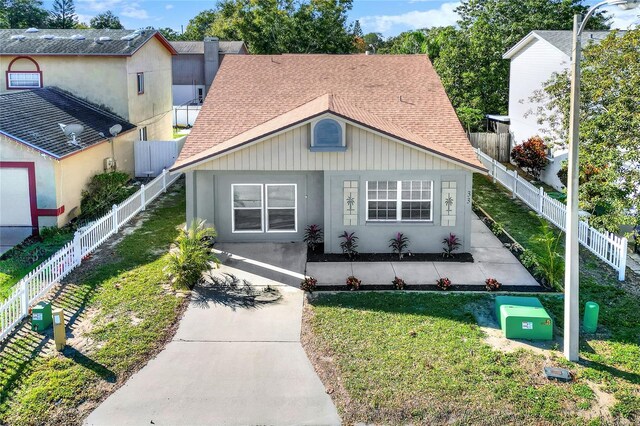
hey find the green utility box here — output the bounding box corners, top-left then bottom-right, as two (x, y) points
(31, 301), (52, 332)
(495, 296), (553, 341)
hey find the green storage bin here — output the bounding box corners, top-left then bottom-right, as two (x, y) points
(583, 301), (600, 333)
(500, 305), (553, 340)
(495, 296), (543, 324)
(31, 301), (52, 332)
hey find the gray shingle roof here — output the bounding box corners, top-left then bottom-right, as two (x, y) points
(170, 40), (247, 55)
(0, 28), (174, 56)
(534, 30), (620, 57)
(0, 88), (135, 158)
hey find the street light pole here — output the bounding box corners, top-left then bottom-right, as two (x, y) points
(563, 0), (639, 362)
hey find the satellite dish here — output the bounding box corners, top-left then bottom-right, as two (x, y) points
(109, 124), (122, 137)
(59, 123), (84, 145)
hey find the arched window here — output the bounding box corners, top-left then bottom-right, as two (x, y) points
(311, 118), (345, 151)
(6, 56), (42, 89)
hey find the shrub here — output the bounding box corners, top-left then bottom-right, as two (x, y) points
(389, 232), (410, 259)
(436, 277), (452, 290)
(485, 278), (502, 291)
(80, 171), (137, 220)
(519, 249), (539, 270)
(533, 219), (564, 289)
(490, 221), (505, 237)
(392, 276), (406, 290)
(166, 219), (219, 290)
(346, 275), (361, 290)
(339, 231), (358, 259)
(300, 276), (317, 293)
(442, 233), (461, 258)
(510, 136), (548, 180)
(303, 224), (323, 252)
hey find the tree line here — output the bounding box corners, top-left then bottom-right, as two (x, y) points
(0, 0), (125, 29)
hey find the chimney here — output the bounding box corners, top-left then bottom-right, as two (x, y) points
(204, 36), (220, 95)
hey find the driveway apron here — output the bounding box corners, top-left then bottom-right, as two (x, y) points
(85, 243), (340, 426)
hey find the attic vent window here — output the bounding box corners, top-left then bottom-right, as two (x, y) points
(311, 118), (346, 152)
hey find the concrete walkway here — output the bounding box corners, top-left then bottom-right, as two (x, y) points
(307, 214), (539, 287)
(85, 243), (340, 426)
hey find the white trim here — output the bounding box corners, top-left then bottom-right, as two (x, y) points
(365, 180), (433, 223)
(265, 184), (297, 233)
(231, 183), (264, 233)
(172, 112), (485, 174)
(503, 31), (568, 59)
(310, 115), (346, 149)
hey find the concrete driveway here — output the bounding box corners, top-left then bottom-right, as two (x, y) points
(85, 243), (340, 426)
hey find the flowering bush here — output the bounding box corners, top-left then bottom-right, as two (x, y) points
(436, 277), (452, 290)
(389, 232), (410, 259)
(485, 278), (502, 291)
(346, 275), (362, 290)
(442, 233), (461, 258)
(300, 276), (317, 293)
(510, 136), (548, 180)
(392, 276), (406, 290)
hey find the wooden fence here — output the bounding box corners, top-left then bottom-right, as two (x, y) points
(469, 132), (511, 162)
(476, 148), (628, 281)
(0, 170), (182, 342)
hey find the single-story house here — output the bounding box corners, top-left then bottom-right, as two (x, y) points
(171, 54), (486, 253)
(0, 87), (136, 234)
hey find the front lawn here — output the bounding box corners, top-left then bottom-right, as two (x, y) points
(304, 175), (639, 424)
(0, 181), (187, 425)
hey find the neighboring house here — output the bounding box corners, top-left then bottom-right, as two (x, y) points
(0, 28), (176, 141)
(0, 88), (136, 235)
(171, 55), (486, 253)
(503, 30), (617, 189)
(170, 38), (247, 106)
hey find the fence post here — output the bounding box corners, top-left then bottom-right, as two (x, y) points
(618, 237), (627, 281)
(21, 279), (29, 316)
(141, 184), (146, 211)
(538, 187), (544, 214)
(73, 230), (82, 266)
(511, 170), (518, 199)
(162, 168), (167, 193)
(491, 159), (497, 183)
(112, 204), (119, 233)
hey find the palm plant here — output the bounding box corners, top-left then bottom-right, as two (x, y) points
(442, 233), (461, 258)
(533, 219), (564, 290)
(166, 219), (219, 290)
(389, 232), (410, 259)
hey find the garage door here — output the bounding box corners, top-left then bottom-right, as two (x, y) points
(0, 168), (32, 227)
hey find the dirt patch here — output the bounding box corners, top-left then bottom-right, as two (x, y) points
(300, 296), (352, 422)
(579, 381), (618, 423)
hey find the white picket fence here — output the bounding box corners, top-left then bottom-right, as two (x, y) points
(0, 170), (181, 342)
(476, 148), (628, 281)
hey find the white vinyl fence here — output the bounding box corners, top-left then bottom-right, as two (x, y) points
(0, 170), (181, 342)
(476, 148), (628, 281)
(172, 105), (201, 127)
(134, 138), (186, 178)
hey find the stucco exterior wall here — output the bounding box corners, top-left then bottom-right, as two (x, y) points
(53, 130), (136, 225)
(0, 136), (58, 227)
(1, 55), (129, 119)
(126, 37), (174, 140)
(508, 39), (569, 146)
(194, 124), (468, 172)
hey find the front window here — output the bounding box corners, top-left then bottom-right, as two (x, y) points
(232, 184), (297, 233)
(8, 72), (41, 89)
(366, 180), (433, 222)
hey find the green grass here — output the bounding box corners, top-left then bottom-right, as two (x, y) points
(0, 182), (186, 425)
(0, 231), (74, 299)
(306, 175), (640, 424)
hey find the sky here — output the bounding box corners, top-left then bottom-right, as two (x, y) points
(46, 0), (640, 38)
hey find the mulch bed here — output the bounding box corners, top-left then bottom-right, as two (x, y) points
(307, 244), (473, 263)
(311, 284), (555, 292)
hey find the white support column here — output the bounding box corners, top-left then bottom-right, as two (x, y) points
(141, 184), (146, 211)
(112, 204), (119, 233)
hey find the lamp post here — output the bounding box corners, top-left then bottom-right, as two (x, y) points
(564, 0), (639, 362)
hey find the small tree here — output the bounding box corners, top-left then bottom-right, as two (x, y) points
(48, 0), (77, 29)
(166, 219), (219, 290)
(510, 136), (548, 180)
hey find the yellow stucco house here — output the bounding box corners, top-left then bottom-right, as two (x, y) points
(0, 88), (137, 236)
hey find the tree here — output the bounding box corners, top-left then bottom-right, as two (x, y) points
(48, 0), (77, 29)
(532, 30), (639, 231)
(431, 0), (609, 119)
(90, 10), (123, 29)
(382, 30), (428, 54)
(1, 0), (49, 28)
(362, 32), (384, 52)
(182, 9), (217, 40)
(510, 136), (548, 180)
(158, 27), (181, 40)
